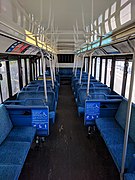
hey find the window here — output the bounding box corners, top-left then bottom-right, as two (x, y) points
(10, 61), (19, 95)
(94, 20), (97, 26)
(120, 3), (131, 25)
(98, 26), (101, 35)
(111, 2), (117, 15)
(105, 9), (109, 20)
(125, 62), (132, 99)
(114, 61), (124, 95)
(1, 61), (9, 101)
(105, 21), (110, 34)
(96, 58), (100, 80)
(94, 30), (97, 41)
(92, 58), (95, 77)
(27, 59), (30, 83)
(37, 60), (40, 77)
(40, 59), (43, 75)
(91, 35), (94, 42)
(121, 0), (128, 6)
(106, 59), (112, 87)
(101, 59), (106, 83)
(21, 59), (26, 87)
(111, 16), (117, 30)
(98, 14), (103, 25)
(91, 24), (93, 31)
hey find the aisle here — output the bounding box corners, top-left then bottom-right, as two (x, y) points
(20, 84), (119, 180)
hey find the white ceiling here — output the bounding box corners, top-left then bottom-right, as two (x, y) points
(18, 0), (117, 51)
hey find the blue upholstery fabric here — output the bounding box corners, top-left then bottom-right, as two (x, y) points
(108, 143), (135, 171)
(101, 128), (125, 145)
(7, 127), (36, 143)
(17, 91), (55, 111)
(124, 173), (135, 180)
(0, 165), (22, 180)
(0, 141), (30, 165)
(129, 105), (135, 143)
(0, 105), (13, 145)
(115, 99), (127, 129)
(96, 118), (119, 132)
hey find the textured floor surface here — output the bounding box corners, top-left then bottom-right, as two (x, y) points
(19, 83), (119, 180)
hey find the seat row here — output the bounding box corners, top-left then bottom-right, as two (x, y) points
(72, 72), (122, 125)
(5, 75), (60, 136)
(96, 99), (135, 179)
(0, 104), (36, 180)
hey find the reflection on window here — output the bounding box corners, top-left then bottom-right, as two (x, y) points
(114, 61), (124, 95)
(10, 61), (19, 95)
(105, 21), (110, 33)
(96, 58), (100, 80)
(37, 60), (39, 77)
(120, 3), (131, 25)
(101, 59), (106, 83)
(106, 59), (112, 87)
(92, 58), (95, 77)
(91, 35), (94, 42)
(111, 16), (117, 30)
(1, 61), (9, 101)
(94, 20), (97, 26)
(125, 62), (132, 99)
(98, 14), (103, 25)
(105, 8), (109, 20)
(94, 30), (97, 41)
(21, 59), (26, 87)
(98, 26), (101, 35)
(111, 2), (117, 15)
(91, 24), (93, 31)
(27, 59), (30, 83)
(121, 0), (128, 6)
(40, 59), (43, 75)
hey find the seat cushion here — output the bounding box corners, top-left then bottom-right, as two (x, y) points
(124, 173), (135, 180)
(0, 105), (13, 145)
(0, 165), (22, 180)
(101, 128), (125, 146)
(96, 118), (119, 132)
(108, 143), (135, 171)
(0, 141), (30, 165)
(7, 127), (36, 143)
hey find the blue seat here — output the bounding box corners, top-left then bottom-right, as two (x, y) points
(0, 140), (30, 165)
(0, 104), (36, 179)
(96, 99), (135, 174)
(0, 165), (22, 180)
(124, 173), (135, 180)
(7, 127), (36, 143)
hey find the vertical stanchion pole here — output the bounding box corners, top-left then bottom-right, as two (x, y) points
(40, 50), (48, 102)
(73, 55), (77, 74)
(49, 57), (54, 89)
(120, 42), (135, 180)
(75, 55), (79, 77)
(79, 54), (85, 84)
(87, 52), (93, 96)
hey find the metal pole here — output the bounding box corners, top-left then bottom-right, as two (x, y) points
(120, 42), (135, 180)
(40, 50), (48, 102)
(79, 54), (85, 84)
(49, 57), (55, 89)
(75, 56), (79, 77)
(87, 52), (94, 96)
(52, 56), (56, 81)
(73, 55), (77, 73)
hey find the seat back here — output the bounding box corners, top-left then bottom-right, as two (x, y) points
(115, 99), (135, 143)
(115, 99), (127, 129)
(0, 104), (13, 144)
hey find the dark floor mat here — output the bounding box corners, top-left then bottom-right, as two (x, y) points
(19, 84), (119, 180)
